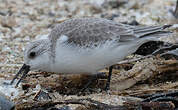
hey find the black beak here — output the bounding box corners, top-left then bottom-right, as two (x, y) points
(10, 64), (30, 87)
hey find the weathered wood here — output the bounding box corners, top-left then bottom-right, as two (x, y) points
(15, 98), (175, 110)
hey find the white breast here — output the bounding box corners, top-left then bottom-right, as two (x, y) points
(51, 39), (141, 74)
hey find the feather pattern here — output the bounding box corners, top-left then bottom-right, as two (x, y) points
(49, 18), (171, 47)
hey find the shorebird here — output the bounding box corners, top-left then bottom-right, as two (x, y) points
(10, 18), (171, 90)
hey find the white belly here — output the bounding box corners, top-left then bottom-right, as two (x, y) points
(51, 41), (139, 74)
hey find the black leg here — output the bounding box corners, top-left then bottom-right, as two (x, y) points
(105, 66), (113, 91)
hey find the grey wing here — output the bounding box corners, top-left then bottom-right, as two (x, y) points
(64, 23), (171, 47)
(49, 18), (171, 48)
(62, 19), (137, 47)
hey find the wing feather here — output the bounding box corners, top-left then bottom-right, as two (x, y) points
(48, 18), (171, 48)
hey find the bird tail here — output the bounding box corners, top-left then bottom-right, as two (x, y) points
(133, 25), (172, 38)
(119, 25), (172, 42)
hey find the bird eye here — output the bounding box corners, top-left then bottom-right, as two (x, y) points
(29, 52), (36, 58)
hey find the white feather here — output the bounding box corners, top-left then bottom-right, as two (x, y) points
(58, 35), (69, 43)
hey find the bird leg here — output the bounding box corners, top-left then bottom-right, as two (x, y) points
(105, 66), (113, 91)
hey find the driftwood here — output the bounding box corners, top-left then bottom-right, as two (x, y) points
(110, 58), (178, 91)
(15, 98), (175, 110)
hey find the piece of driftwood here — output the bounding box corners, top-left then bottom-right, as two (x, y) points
(110, 58), (178, 91)
(15, 98), (175, 110)
(111, 89), (178, 97)
(15, 98), (123, 110)
(123, 101), (175, 110)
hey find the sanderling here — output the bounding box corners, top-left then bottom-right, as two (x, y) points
(10, 18), (172, 90)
